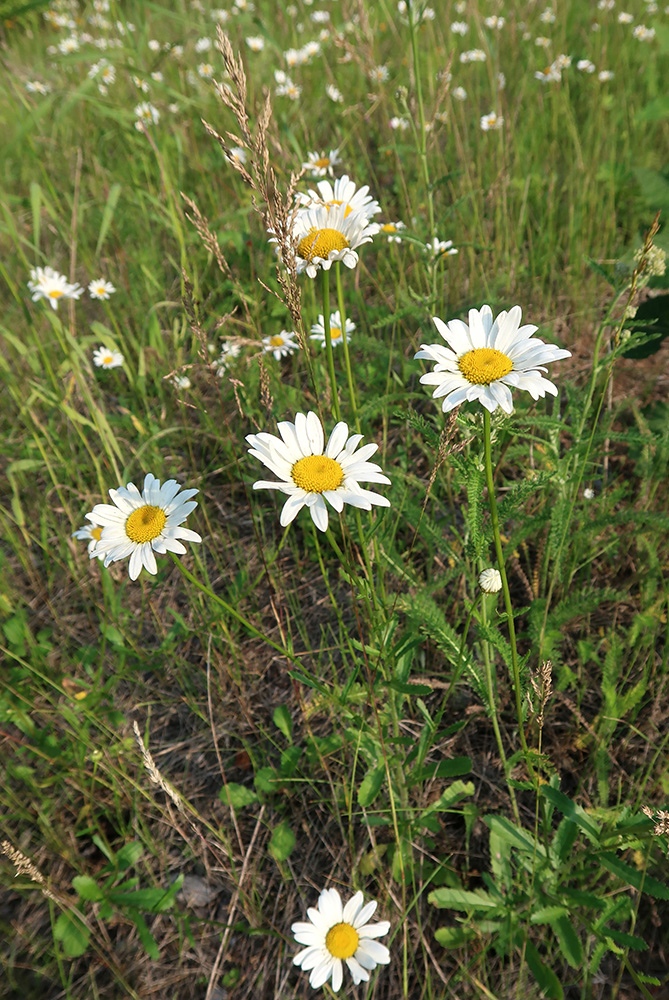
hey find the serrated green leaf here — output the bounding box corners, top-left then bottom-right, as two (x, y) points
(72, 875), (104, 902)
(539, 786), (600, 842)
(358, 763), (385, 807)
(483, 816), (547, 857)
(599, 852), (669, 900)
(554, 914), (583, 968)
(272, 704), (292, 741)
(603, 926), (648, 951)
(220, 783), (259, 809)
(524, 941), (564, 999)
(116, 842), (143, 870)
(428, 887), (500, 911)
(434, 925), (476, 948)
(269, 821), (295, 861)
(54, 912), (90, 958)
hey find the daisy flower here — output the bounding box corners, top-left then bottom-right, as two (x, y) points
(425, 237), (458, 258)
(72, 523), (105, 560)
(93, 345), (124, 369)
(26, 80), (51, 95)
(86, 473), (202, 580)
(28, 266), (83, 310)
(297, 175), (382, 225)
(310, 310), (355, 348)
(274, 203), (375, 278)
(213, 341), (242, 376)
(246, 35), (264, 51)
(326, 83), (343, 102)
(262, 330), (301, 359)
(134, 102), (159, 130)
(480, 111), (503, 131)
(576, 59), (596, 72)
(246, 411), (390, 532)
(302, 148), (341, 178)
(379, 220), (406, 243)
(88, 278), (116, 299)
(292, 887), (391, 991)
(415, 305), (572, 414)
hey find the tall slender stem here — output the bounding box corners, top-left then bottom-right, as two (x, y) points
(321, 268), (340, 422)
(482, 409), (535, 784)
(170, 554), (298, 665)
(335, 264), (360, 433)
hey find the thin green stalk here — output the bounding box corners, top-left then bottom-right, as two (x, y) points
(335, 263), (360, 433)
(169, 554), (298, 665)
(321, 268), (340, 421)
(483, 409), (535, 785)
(481, 587), (520, 823)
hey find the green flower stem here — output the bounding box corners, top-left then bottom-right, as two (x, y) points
(483, 408), (536, 785)
(481, 587), (520, 823)
(321, 268), (340, 422)
(325, 526), (374, 621)
(335, 263), (360, 433)
(169, 553), (298, 666)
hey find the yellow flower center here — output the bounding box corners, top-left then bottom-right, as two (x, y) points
(458, 347), (513, 385)
(330, 327), (342, 340)
(381, 224), (397, 233)
(297, 227), (349, 262)
(96, 286), (106, 294)
(125, 505), (167, 543)
(325, 923), (359, 960)
(91, 526), (103, 541)
(49, 289), (64, 298)
(103, 354), (113, 364)
(291, 455), (344, 493)
(313, 157), (330, 169)
(270, 335), (285, 347)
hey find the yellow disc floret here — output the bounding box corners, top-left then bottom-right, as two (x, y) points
(270, 335), (285, 347)
(91, 526), (103, 541)
(125, 505), (167, 543)
(298, 227), (349, 262)
(330, 327), (342, 340)
(313, 157), (330, 170)
(458, 347), (513, 385)
(291, 455), (344, 493)
(49, 289), (64, 298)
(325, 922), (359, 960)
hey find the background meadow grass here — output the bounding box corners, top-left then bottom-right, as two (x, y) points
(2, 0), (669, 997)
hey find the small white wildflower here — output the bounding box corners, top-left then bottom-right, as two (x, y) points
(480, 111), (503, 131)
(576, 59), (596, 72)
(195, 37), (212, 52)
(451, 21), (469, 35)
(583, 488), (595, 500)
(246, 36), (265, 51)
(326, 84), (343, 102)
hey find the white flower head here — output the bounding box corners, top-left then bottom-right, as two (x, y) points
(576, 59), (596, 72)
(86, 473), (201, 580)
(274, 203), (375, 278)
(425, 237), (458, 258)
(93, 346), (124, 369)
(583, 487), (595, 500)
(28, 266), (83, 310)
(262, 330), (301, 359)
(297, 175), (382, 224)
(292, 887), (391, 991)
(310, 310), (355, 348)
(302, 148), (341, 178)
(72, 523), (106, 561)
(26, 80), (51, 95)
(451, 21), (469, 35)
(452, 85), (467, 101)
(171, 374), (191, 389)
(88, 278), (116, 300)
(479, 568), (502, 593)
(415, 305), (572, 414)
(246, 412), (391, 532)
(379, 220), (406, 243)
(134, 102), (159, 129)
(369, 63), (389, 83)
(246, 35), (264, 51)
(480, 111), (503, 131)
(326, 83), (344, 102)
